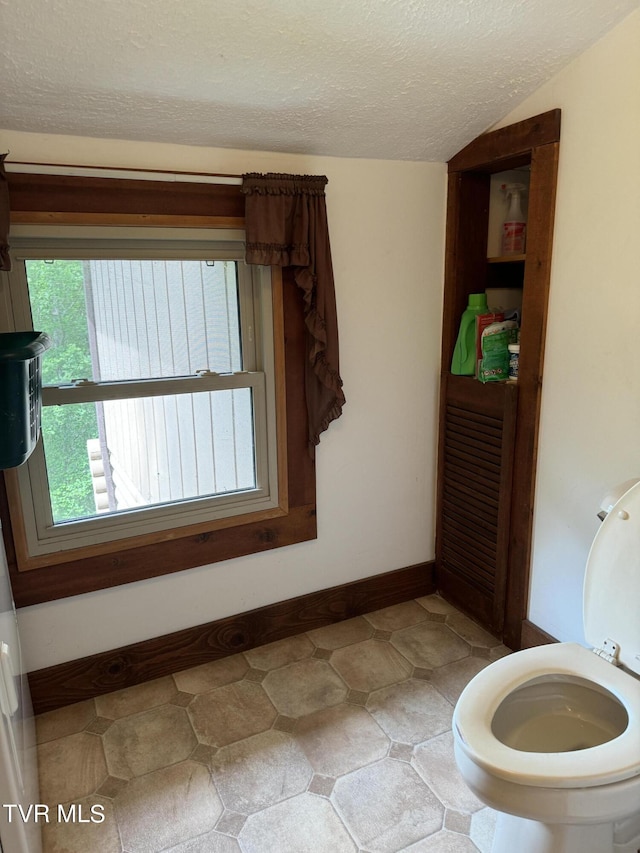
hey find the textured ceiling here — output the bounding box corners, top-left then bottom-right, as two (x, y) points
(1, 0), (637, 161)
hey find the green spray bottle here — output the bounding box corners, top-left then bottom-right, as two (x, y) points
(451, 293), (488, 375)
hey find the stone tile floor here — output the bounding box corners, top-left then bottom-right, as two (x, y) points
(36, 594), (509, 853)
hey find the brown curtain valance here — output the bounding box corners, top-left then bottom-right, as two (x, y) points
(0, 154), (10, 271)
(242, 173), (345, 455)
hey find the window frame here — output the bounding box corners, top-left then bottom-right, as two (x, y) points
(0, 172), (317, 607)
(6, 231), (280, 558)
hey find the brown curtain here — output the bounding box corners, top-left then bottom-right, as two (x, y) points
(0, 154), (10, 272)
(242, 173), (345, 456)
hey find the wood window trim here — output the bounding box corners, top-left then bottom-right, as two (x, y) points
(1, 173), (317, 607)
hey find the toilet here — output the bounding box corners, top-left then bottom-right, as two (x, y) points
(452, 480), (640, 853)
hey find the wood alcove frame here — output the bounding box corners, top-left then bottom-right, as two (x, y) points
(435, 109), (561, 650)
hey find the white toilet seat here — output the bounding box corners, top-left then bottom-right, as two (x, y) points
(453, 642), (640, 789)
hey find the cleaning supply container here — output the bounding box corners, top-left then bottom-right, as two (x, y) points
(451, 293), (488, 375)
(508, 343), (520, 381)
(501, 183), (527, 255)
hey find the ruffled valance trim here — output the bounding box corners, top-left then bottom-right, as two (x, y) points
(310, 397), (344, 449)
(242, 173), (328, 197)
(245, 241), (310, 268)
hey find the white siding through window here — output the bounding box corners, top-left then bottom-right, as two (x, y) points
(85, 259), (254, 509)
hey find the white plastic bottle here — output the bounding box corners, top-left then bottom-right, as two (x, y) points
(501, 183), (527, 255)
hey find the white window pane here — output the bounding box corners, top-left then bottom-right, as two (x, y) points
(26, 259), (243, 384)
(41, 389), (256, 525)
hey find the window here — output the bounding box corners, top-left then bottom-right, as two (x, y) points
(5, 228), (279, 557)
(0, 172), (317, 608)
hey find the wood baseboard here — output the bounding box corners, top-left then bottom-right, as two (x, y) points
(520, 619), (557, 648)
(29, 561), (435, 714)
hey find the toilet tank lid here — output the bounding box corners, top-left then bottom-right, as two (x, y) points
(584, 479), (640, 676)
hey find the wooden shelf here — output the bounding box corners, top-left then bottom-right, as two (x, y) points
(487, 254), (526, 264)
(447, 372), (516, 402)
(438, 108), (560, 647)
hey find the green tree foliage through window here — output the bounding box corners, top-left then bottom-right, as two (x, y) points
(26, 260), (98, 521)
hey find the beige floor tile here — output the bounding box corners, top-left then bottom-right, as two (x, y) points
(404, 828), (480, 852)
(444, 809), (473, 834)
(489, 644), (512, 660)
(364, 601), (428, 631)
(263, 659), (348, 717)
(188, 681), (277, 746)
(413, 731), (483, 813)
(470, 807), (499, 853)
(391, 622), (470, 668)
(308, 774), (336, 796)
(367, 679), (452, 744)
(173, 654), (248, 694)
(332, 758), (443, 852)
(364, 600), (431, 632)
(36, 596), (501, 853)
(331, 638), (412, 692)
(243, 633), (315, 670)
(164, 830), (242, 852)
(39, 732), (108, 806)
(240, 793), (357, 853)
(36, 700), (96, 745)
(389, 741), (414, 762)
(102, 704), (197, 779)
(115, 760), (222, 853)
(95, 677), (178, 719)
(210, 729), (312, 813)
(215, 811), (247, 835)
(445, 612), (500, 648)
(295, 703), (389, 777)
(41, 795), (121, 853)
(429, 656), (490, 704)
(307, 616), (373, 649)
(416, 594), (459, 616)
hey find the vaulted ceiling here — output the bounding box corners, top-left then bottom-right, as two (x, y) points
(1, 0), (637, 161)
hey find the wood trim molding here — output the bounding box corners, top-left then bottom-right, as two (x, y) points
(520, 619), (557, 648)
(28, 561), (436, 714)
(9, 504), (317, 607)
(6, 173), (245, 219)
(11, 212), (245, 229)
(448, 109), (561, 173)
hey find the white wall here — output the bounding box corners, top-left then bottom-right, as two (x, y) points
(494, 8), (640, 642)
(9, 7), (636, 668)
(0, 132), (447, 670)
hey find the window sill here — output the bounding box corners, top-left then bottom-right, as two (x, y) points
(3, 500), (316, 607)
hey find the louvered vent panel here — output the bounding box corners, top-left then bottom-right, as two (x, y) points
(441, 402), (505, 597)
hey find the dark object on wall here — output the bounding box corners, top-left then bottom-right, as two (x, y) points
(0, 332), (51, 469)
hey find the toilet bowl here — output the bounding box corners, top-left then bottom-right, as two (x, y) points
(452, 480), (640, 853)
